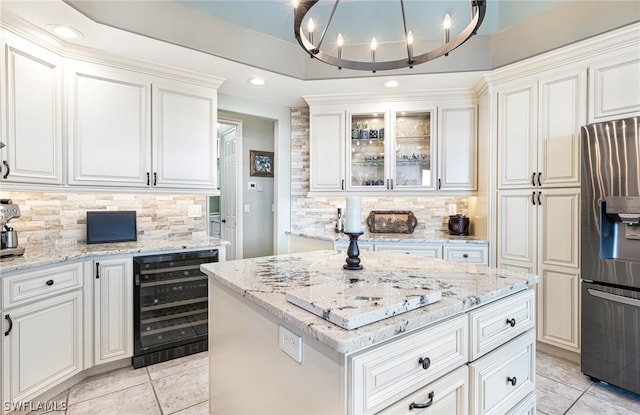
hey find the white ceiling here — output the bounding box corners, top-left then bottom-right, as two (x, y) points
(1, 1), (638, 107)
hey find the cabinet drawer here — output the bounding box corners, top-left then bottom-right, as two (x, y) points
(2, 262), (83, 308)
(469, 289), (535, 360)
(334, 241), (374, 251)
(374, 243), (442, 258)
(378, 365), (468, 415)
(506, 392), (536, 415)
(349, 315), (468, 415)
(469, 330), (536, 415)
(443, 245), (488, 265)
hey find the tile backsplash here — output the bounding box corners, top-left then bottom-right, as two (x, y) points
(290, 106), (473, 235)
(0, 191), (208, 244)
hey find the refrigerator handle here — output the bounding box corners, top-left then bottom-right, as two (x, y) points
(587, 288), (640, 307)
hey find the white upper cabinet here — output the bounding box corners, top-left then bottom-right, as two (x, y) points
(67, 62), (151, 187)
(67, 61), (218, 190)
(437, 106), (477, 191)
(588, 46), (640, 122)
(0, 34), (63, 185)
(498, 68), (585, 189)
(152, 80), (217, 189)
(306, 94), (477, 194)
(538, 71), (585, 188)
(497, 83), (538, 189)
(309, 108), (346, 192)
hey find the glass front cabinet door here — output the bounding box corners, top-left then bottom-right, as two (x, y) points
(348, 111), (389, 190)
(347, 109), (435, 191)
(391, 110), (435, 190)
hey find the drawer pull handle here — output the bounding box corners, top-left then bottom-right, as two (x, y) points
(46, 279), (54, 286)
(4, 315), (12, 336)
(409, 391), (434, 410)
(507, 376), (517, 386)
(418, 357), (431, 370)
(506, 318), (516, 327)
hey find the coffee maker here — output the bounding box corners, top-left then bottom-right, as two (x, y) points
(1, 199), (25, 258)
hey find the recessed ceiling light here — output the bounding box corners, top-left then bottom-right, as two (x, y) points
(47, 25), (83, 40)
(384, 80), (399, 88)
(249, 78), (266, 86)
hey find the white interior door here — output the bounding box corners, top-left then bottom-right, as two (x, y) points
(219, 119), (242, 260)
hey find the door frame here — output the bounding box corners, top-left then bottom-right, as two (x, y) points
(217, 116), (243, 260)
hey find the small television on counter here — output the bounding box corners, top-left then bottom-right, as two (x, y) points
(86, 211), (137, 244)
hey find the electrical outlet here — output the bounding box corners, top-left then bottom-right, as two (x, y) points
(187, 205), (202, 218)
(279, 325), (302, 363)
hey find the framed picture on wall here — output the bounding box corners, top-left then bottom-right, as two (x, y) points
(250, 150), (274, 177)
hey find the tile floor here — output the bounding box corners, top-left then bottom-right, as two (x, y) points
(28, 350), (640, 415)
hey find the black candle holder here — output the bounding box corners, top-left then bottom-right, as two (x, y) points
(343, 232), (364, 270)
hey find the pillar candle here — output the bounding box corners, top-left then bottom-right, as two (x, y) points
(345, 196), (362, 233)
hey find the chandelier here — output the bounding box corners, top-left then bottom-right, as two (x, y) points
(293, 0), (486, 72)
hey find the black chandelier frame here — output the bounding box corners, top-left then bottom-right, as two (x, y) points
(293, 0), (487, 72)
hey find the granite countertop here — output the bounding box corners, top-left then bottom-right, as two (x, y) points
(0, 236), (229, 273)
(289, 230), (488, 244)
(201, 250), (539, 354)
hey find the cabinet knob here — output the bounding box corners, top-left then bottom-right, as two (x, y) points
(418, 356), (431, 370)
(46, 279), (54, 286)
(507, 376), (517, 386)
(463, 253), (469, 258)
(408, 391), (434, 410)
(506, 318), (516, 327)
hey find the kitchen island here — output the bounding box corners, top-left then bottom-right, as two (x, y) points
(202, 250), (540, 415)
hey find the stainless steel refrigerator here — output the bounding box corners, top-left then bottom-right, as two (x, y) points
(580, 116), (640, 394)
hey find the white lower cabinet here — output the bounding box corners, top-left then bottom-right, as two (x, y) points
(468, 330), (536, 415)
(92, 256), (134, 365)
(2, 290), (83, 409)
(1, 262), (85, 413)
(443, 246), (488, 265)
(378, 365), (468, 415)
(374, 242), (442, 259)
(347, 290), (536, 415)
(349, 315), (468, 415)
(334, 240), (489, 265)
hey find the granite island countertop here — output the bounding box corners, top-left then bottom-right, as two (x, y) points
(0, 236), (229, 273)
(289, 230), (488, 244)
(201, 249), (538, 354)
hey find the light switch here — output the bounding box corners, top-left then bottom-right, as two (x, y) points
(257, 183), (263, 192)
(248, 182), (256, 190)
(244, 204), (250, 213)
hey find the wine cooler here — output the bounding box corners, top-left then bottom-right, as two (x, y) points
(133, 249), (218, 368)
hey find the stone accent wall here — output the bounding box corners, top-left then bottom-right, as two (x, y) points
(0, 191), (207, 244)
(290, 107), (470, 235)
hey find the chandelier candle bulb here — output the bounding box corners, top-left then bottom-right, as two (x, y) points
(345, 196), (363, 233)
(443, 13), (451, 55)
(337, 33), (343, 58)
(407, 30), (414, 62)
(370, 37), (377, 63)
(307, 18), (315, 46)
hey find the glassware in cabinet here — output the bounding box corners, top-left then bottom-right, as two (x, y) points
(393, 111), (434, 189)
(350, 113), (386, 188)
